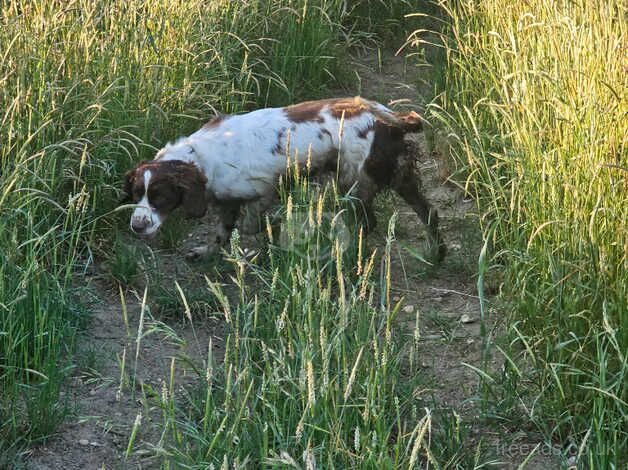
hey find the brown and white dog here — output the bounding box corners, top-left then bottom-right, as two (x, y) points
(122, 97), (446, 261)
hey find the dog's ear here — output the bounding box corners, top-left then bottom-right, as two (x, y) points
(120, 168), (137, 203)
(178, 164), (208, 218)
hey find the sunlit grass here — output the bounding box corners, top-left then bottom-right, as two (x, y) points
(432, 0), (627, 466)
(0, 0), (388, 459)
(133, 175), (489, 468)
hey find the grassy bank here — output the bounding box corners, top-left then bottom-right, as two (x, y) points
(0, 0), (417, 460)
(142, 180), (433, 468)
(435, 0), (626, 466)
(120, 170), (486, 468)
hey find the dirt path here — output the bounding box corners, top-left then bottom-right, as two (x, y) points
(25, 52), (557, 470)
(352, 51), (559, 469)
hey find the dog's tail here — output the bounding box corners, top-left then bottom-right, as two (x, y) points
(363, 98), (423, 132)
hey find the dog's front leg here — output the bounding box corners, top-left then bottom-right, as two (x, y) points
(215, 201), (241, 246)
(186, 201), (241, 260)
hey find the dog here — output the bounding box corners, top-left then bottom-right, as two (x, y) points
(122, 97), (446, 261)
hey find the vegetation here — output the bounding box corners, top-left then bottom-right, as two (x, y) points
(1, 0), (624, 468)
(0, 0), (411, 461)
(113, 170), (488, 468)
(434, 0), (626, 466)
(144, 180), (434, 468)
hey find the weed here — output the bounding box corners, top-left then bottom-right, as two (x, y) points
(105, 237), (143, 287)
(0, 0), (389, 454)
(116, 168), (498, 468)
(159, 213), (193, 251)
(147, 181), (416, 466)
(433, 0), (627, 465)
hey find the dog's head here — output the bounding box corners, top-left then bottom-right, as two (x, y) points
(122, 160), (208, 238)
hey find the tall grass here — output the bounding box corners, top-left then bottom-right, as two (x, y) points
(141, 175), (485, 468)
(0, 0), (401, 458)
(433, 0), (626, 466)
(347, 0), (421, 44)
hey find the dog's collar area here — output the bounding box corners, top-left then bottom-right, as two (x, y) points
(183, 140), (202, 166)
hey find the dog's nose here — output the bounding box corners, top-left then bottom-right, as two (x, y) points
(131, 218), (150, 234)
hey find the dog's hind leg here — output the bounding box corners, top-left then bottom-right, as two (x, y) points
(392, 161), (447, 263)
(353, 173), (379, 234)
(241, 194), (277, 235)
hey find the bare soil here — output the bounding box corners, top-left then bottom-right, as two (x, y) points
(24, 52), (559, 470)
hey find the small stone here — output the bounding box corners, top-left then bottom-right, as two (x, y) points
(460, 314), (475, 324)
(566, 456), (577, 468)
(90, 441), (103, 447)
(89, 389), (96, 396)
(466, 338), (475, 344)
(423, 334), (441, 340)
(403, 305), (415, 314)
(243, 248), (257, 258)
(393, 295), (401, 302)
(79, 439), (89, 446)
(186, 245), (209, 260)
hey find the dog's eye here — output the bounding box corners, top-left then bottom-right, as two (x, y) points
(132, 187), (143, 201)
(151, 194), (172, 208)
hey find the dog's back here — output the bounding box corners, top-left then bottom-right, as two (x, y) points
(172, 97), (422, 200)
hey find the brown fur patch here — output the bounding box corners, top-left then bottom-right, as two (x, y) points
(357, 124), (373, 139)
(284, 100), (326, 123)
(362, 119), (446, 261)
(284, 97), (370, 123)
(363, 121), (406, 187)
(124, 160), (208, 218)
(395, 110), (422, 132)
(203, 115), (225, 129)
(328, 97), (369, 119)
(271, 142), (283, 156)
(272, 128), (287, 156)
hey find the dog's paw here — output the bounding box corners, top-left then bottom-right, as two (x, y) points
(425, 239), (447, 265)
(437, 242), (448, 263)
(241, 216), (263, 235)
(185, 245), (211, 261)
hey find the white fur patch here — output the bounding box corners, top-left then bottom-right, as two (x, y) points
(154, 100), (381, 202)
(130, 169), (163, 237)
